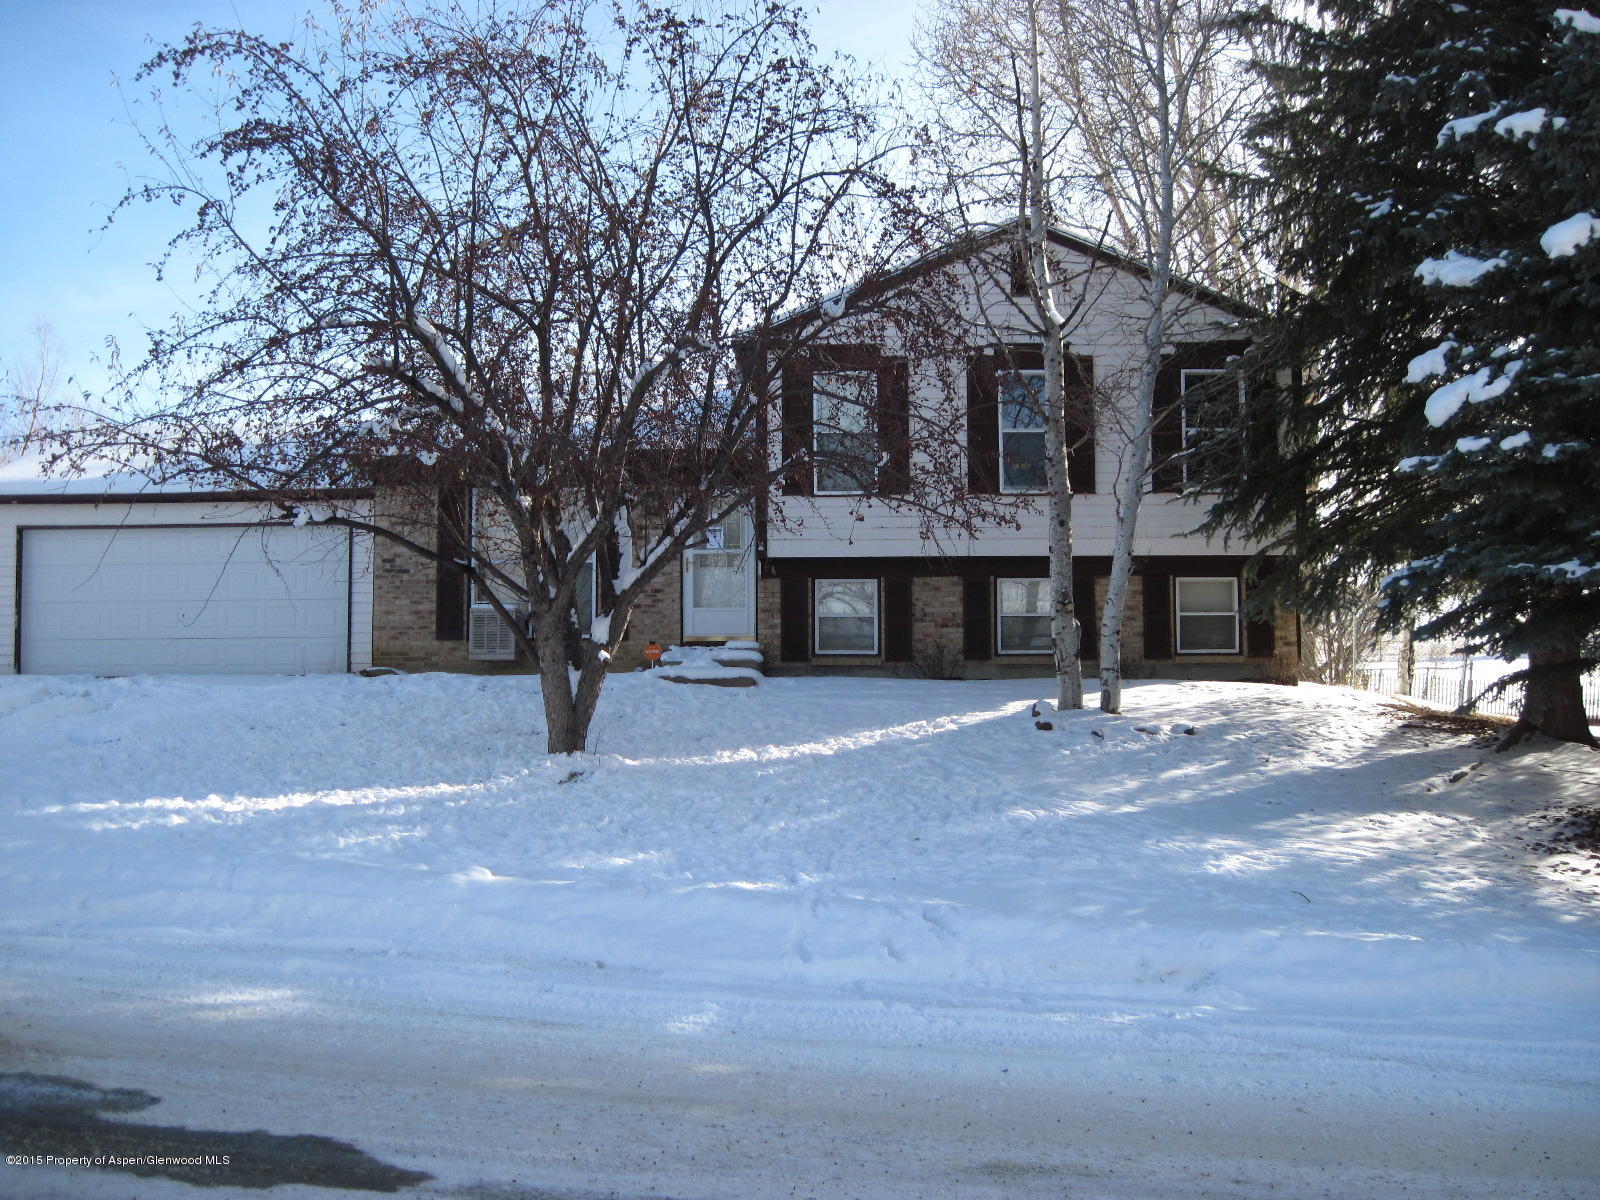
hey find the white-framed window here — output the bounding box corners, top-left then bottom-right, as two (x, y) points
(814, 578), (879, 655)
(997, 578), (1052, 654)
(467, 488), (526, 608)
(1178, 368), (1245, 485)
(693, 510), (747, 553)
(813, 370), (878, 494)
(999, 369), (1048, 492)
(1175, 577), (1240, 654)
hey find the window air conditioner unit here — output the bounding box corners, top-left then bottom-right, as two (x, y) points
(468, 605), (524, 661)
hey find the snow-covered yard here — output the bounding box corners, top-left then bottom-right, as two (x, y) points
(1, 672), (1597, 1198)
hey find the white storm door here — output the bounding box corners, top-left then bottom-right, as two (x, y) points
(20, 525), (351, 675)
(682, 511), (755, 640)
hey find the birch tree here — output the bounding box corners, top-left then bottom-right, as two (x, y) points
(924, 0), (1257, 713)
(1046, 0), (1258, 714)
(919, 0), (1101, 711)
(31, 0), (942, 756)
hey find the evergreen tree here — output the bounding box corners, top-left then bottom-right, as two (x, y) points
(1209, 0), (1600, 746)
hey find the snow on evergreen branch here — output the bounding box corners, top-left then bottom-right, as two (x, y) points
(1406, 340), (1457, 383)
(1415, 251), (1506, 287)
(1493, 108), (1567, 139)
(1437, 107), (1503, 145)
(1423, 363), (1518, 427)
(1554, 9), (1600, 34)
(1539, 212), (1600, 257)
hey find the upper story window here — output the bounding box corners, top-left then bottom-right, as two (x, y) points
(812, 370), (878, 495)
(1177, 367), (1245, 486)
(1175, 576), (1240, 654)
(999, 370), (1047, 492)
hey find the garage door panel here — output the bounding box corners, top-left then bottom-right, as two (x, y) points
(21, 526), (350, 675)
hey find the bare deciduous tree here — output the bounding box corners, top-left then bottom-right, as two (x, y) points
(918, 0), (1106, 712)
(33, 0), (945, 755)
(1040, 0), (1258, 714)
(920, 0), (1257, 714)
(1, 320), (62, 465)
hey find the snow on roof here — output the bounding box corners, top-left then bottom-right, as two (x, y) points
(0, 453), (183, 498)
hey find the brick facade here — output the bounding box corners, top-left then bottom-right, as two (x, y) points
(369, 487), (686, 675)
(760, 570), (1297, 682)
(370, 487), (1297, 682)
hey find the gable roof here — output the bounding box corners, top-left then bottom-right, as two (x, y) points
(768, 218), (1260, 337)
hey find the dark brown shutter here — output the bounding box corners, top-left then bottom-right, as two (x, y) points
(434, 484), (468, 641)
(966, 354), (999, 495)
(781, 358), (813, 496)
(1074, 574), (1098, 659)
(883, 576), (914, 662)
(1244, 570), (1278, 658)
(1154, 341), (1252, 492)
(878, 357), (910, 495)
(1246, 615), (1276, 658)
(1066, 354), (1096, 495)
(962, 576), (992, 661)
(779, 575), (810, 662)
(1151, 358), (1185, 493)
(1008, 241), (1030, 296)
(1245, 366), (1281, 480)
(1142, 573), (1173, 659)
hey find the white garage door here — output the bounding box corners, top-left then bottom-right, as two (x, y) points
(20, 525), (351, 675)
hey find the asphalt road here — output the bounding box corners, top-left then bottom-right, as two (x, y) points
(1, 939), (1595, 1200)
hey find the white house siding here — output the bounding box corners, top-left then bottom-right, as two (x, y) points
(767, 493), (1246, 559)
(768, 241), (1263, 563)
(0, 495), (373, 675)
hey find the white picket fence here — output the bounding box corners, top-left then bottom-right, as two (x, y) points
(1354, 655), (1600, 720)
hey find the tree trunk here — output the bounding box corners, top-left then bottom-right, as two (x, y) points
(1098, 282), (1165, 715)
(1099, 9), (1177, 716)
(537, 619), (587, 755)
(1026, 5), (1083, 712)
(1501, 647), (1597, 749)
(1044, 366), (1083, 711)
(1098, 444), (1147, 714)
(1396, 625), (1415, 696)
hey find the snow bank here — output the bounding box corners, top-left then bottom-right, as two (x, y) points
(1, 674), (1594, 1041)
(654, 644), (763, 681)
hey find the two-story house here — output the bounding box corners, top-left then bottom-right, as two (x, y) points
(367, 226), (1297, 681)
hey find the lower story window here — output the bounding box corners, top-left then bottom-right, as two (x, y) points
(1175, 577), (1239, 653)
(997, 578), (1052, 653)
(815, 578), (878, 654)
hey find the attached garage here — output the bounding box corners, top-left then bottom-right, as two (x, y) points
(2, 486), (373, 677)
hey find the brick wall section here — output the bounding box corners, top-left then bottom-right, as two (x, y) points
(610, 566), (682, 673)
(756, 577), (782, 656)
(911, 576), (964, 664)
(371, 487), (1295, 681)
(370, 486), (688, 675)
(763, 569), (1297, 682)
(370, 488), (486, 673)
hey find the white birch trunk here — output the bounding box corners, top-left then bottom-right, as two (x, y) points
(1099, 2), (1178, 715)
(1026, 4), (1083, 712)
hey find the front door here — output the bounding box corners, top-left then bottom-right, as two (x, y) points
(682, 511), (756, 640)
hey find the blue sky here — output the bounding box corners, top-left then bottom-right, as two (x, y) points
(0, 0), (921, 402)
